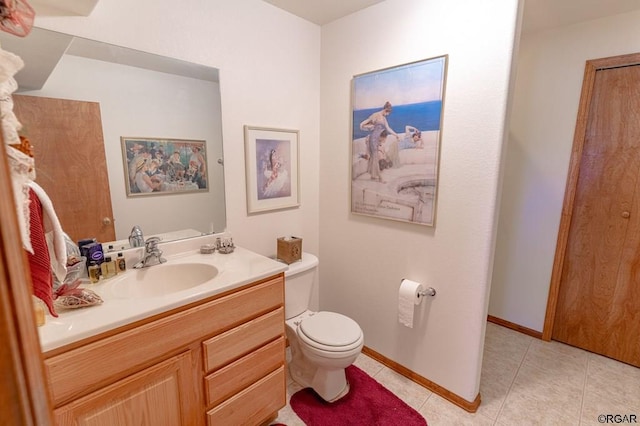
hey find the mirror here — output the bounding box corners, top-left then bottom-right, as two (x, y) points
(0, 27), (226, 249)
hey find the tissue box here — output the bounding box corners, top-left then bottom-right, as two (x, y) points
(277, 236), (302, 264)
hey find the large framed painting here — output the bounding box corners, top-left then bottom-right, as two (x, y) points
(244, 126), (300, 214)
(121, 137), (209, 197)
(351, 55), (448, 226)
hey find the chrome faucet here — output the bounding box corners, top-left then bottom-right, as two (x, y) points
(133, 237), (166, 269)
(129, 225), (145, 248)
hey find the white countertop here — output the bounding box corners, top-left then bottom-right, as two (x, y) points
(38, 242), (287, 353)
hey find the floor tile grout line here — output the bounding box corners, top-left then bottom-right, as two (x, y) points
(414, 380), (432, 414)
(578, 353), (593, 426)
(493, 336), (534, 424)
(371, 363), (432, 417)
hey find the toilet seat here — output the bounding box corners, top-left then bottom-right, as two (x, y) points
(297, 311), (363, 352)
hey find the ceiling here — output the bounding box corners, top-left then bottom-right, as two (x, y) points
(29, 0), (99, 16)
(262, 0), (385, 26)
(0, 27), (219, 92)
(26, 0), (640, 30)
(261, 0), (640, 31)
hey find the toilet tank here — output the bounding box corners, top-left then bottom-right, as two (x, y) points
(284, 252), (319, 319)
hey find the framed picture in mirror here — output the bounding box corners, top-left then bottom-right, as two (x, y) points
(122, 137), (209, 197)
(244, 126), (300, 214)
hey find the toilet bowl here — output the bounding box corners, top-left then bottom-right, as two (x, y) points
(284, 253), (364, 402)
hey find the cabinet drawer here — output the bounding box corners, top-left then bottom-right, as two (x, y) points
(205, 336), (284, 407)
(206, 366), (285, 426)
(203, 307), (284, 372)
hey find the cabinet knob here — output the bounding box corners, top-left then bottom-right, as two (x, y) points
(102, 217), (112, 226)
(622, 211), (631, 219)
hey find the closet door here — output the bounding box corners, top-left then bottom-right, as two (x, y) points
(551, 58), (640, 367)
(13, 95), (115, 243)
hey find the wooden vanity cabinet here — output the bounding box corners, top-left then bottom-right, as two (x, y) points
(43, 274), (286, 426)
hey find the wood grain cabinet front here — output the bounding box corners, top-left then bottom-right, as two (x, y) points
(205, 337), (285, 407)
(202, 287), (286, 423)
(44, 273), (286, 426)
(203, 307), (284, 372)
(206, 367), (286, 426)
(54, 352), (198, 426)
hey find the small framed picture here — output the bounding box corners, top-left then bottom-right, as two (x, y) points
(244, 126), (300, 214)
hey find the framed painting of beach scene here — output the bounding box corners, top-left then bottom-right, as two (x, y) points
(121, 137), (209, 197)
(350, 55), (448, 226)
(244, 126), (300, 214)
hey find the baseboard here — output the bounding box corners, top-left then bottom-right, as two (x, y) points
(487, 315), (543, 339)
(361, 346), (481, 413)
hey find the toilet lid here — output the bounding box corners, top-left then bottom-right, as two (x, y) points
(298, 311), (362, 347)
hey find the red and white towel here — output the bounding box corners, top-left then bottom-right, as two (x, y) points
(28, 181), (67, 283)
(27, 188), (57, 317)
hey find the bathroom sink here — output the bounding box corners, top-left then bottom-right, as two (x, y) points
(108, 262), (218, 298)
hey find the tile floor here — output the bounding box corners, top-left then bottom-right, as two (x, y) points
(274, 322), (640, 425)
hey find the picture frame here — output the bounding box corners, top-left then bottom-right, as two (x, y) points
(121, 137), (209, 197)
(350, 55), (448, 226)
(244, 126), (300, 214)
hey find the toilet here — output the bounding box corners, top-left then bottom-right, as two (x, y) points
(284, 252), (364, 402)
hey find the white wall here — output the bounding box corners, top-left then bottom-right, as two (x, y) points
(320, 0), (519, 402)
(490, 10), (640, 332)
(35, 0), (321, 259)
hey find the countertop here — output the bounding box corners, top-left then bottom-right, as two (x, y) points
(38, 241), (287, 353)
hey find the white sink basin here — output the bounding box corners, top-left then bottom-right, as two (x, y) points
(108, 262), (219, 298)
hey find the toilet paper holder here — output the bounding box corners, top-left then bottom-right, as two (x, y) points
(418, 287), (436, 298)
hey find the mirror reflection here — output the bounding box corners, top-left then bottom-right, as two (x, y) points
(0, 28), (226, 249)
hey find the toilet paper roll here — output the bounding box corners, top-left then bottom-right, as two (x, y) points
(398, 279), (424, 328)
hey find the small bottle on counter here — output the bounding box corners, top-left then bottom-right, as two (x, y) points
(32, 296), (45, 327)
(101, 256), (117, 279)
(116, 252), (127, 273)
(88, 262), (101, 283)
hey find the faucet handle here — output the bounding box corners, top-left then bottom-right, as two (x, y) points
(145, 236), (161, 249)
(129, 225), (144, 247)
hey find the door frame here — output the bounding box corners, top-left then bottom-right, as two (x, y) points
(542, 52), (640, 341)
(0, 145), (54, 422)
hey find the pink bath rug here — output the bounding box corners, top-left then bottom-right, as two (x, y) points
(289, 365), (427, 425)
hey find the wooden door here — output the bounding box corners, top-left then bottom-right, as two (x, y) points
(12, 95), (116, 243)
(547, 54), (640, 367)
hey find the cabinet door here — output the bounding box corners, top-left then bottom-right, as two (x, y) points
(54, 352), (199, 426)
